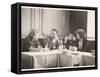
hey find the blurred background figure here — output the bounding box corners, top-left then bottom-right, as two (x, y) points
(75, 28), (89, 52)
(48, 28), (59, 50)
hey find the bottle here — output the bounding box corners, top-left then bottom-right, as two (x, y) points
(38, 42), (41, 48)
(59, 39), (63, 50)
(29, 45), (33, 52)
(38, 42), (42, 52)
(44, 44), (49, 51)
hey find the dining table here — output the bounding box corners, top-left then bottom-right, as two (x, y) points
(21, 48), (95, 70)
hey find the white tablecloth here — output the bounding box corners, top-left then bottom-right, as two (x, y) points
(21, 49), (95, 69)
(22, 50), (61, 69)
(59, 50), (95, 67)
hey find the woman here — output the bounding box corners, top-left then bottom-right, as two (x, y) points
(75, 29), (89, 52)
(64, 33), (77, 51)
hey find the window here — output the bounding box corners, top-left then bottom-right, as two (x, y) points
(87, 10), (95, 40)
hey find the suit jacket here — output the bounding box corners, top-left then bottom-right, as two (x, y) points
(21, 37), (40, 52)
(21, 37), (31, 51)
(75, 39), (89, 52)
(48, 36), (59, 50)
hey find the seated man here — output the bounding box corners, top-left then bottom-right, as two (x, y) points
(21, 29), (41, 51)
(48, 29), (59, 50)
(75, 29), (89, 52)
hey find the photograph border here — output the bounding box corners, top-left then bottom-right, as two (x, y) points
(11, 2), (98, 74)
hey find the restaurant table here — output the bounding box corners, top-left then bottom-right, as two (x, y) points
(21, 49), (61, 69)
(59, 50), (95, 67)
(21, 49), (95, 69)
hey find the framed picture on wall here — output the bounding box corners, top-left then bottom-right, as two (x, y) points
(11, 2), (98, 74)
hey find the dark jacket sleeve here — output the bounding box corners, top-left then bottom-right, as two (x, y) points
(82, 39), (89, 52)
(76, 39), (89, 52)
(21, 38), (31, 52)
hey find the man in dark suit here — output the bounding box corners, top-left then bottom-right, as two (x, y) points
(48, 29), (59, 50)
(75, 29), (89, 52)
(21, 29), (40, 51)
